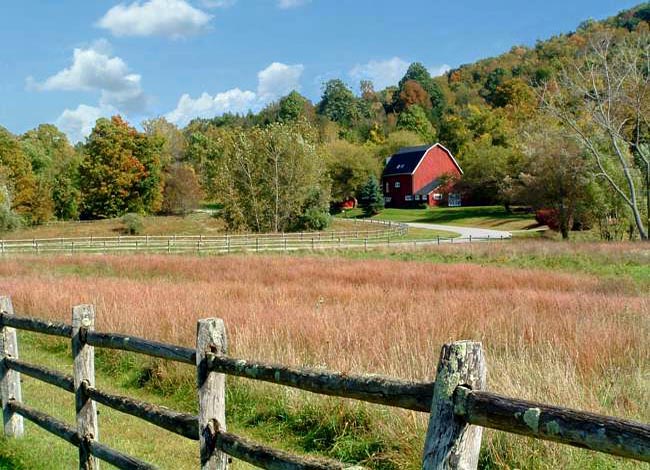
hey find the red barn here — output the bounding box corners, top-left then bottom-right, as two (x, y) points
(382, 143), (463, 207)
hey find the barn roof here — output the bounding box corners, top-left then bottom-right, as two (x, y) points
(382, 143), (463, 177)
(382, 146), (429, 176)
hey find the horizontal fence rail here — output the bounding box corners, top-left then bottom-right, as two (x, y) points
(206, 353), (434, 412)
(0, 298), (647, 469)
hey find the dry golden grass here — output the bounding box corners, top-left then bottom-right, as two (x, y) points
(1, 249), (648, 468)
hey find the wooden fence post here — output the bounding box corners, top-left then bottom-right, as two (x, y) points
(72, 305), (99, 470)
(0, 296), (23, 438)
(422, 341), (486, 470)
(196, 319), (228, 470)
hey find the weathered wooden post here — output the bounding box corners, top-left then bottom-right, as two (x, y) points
(72, 305), (99, 470)
(422, 341), (486, 470)
(196, 319), (228, 470)
(0, 296), (23, 438)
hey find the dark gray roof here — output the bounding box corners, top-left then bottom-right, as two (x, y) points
(383, 145), (431, 176)
(414, 179), (441, 195)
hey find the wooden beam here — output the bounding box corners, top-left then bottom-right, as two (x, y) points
(206, 354), (433, 412)
(72, 305), (99, 470)
(5, 357), (74, 393)
(87, 440), (158, 470)
(85, 331), (195, 365)
(215, 428), (366, 470)
(8, 399), (79, 445)
(422, 341), (486, 470)
(455, 388), (650, 463)
(83, 383), (198, 440)
(197, 319), (228, 470)
(0, 312), (72, 338)
(0, 297), (23, 438)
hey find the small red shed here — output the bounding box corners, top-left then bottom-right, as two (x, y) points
(382, 143), (463, 208)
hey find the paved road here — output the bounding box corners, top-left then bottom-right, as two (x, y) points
(404, 222), (512, 240)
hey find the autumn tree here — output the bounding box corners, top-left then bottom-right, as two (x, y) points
(0, 126), (37, 221)
(161, 164), (204, 215)
(398, 63), (446, 120)
(397, 80), (431, 111)
(80, 116), (163, 219)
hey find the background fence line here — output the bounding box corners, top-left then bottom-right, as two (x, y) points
(0, 298), (647, 469)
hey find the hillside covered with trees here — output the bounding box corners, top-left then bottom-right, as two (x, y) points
(2, 3), (650, 239)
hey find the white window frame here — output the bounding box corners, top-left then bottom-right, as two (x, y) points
(433, 193), (443, 201)
(385, 182), (389, 193)
(394, 181), (401, 188)
(405, 195), (413, 201)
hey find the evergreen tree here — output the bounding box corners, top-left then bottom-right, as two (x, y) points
(358, 175), (384, 216)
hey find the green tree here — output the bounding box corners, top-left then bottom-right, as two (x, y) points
(278, 91), (314, 122)
(317, 79), (359, 127)
(20, 124), (81, 221)
(216, 121), (330, 232)
(518, 118), (595, 239)
(358, 175), (384, 216)
(396, 105), (436, 141)
(80, 116), (163, 219)
(324, 140), (380, 202)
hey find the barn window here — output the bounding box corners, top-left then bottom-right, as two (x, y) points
(394, 182), (401, 188)
(385, 182), (389, 192)
(415, 195), (420, 200)
(433, 193), (443, 201)
(405, 195), (413, 201)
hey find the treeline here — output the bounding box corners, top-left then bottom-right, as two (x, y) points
(2, 3), (650, 238)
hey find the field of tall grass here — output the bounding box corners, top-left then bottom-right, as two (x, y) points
(0, 242), (648, 469)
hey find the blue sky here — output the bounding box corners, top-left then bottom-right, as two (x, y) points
(0, 0), (640, 142)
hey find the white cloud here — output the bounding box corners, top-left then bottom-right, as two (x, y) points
(97, 0), (212, 38)
(55, 104), (115, 144)
(166, 61), (303, 126)
(349, 57), (409, 90)
(257, 62), (303, 100)
(429, 64), (451, 77)
(166, 89), (256, 126)
(277, 0), (310, 8)
(31, 41), (146, 113)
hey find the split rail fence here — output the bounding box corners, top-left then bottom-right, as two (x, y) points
(0, 220), (410, 255)
(0, 296), (647, 469)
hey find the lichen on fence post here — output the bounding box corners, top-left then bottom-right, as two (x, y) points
(197, 318), (228, 470)
(0, 296), (23, 438)
(422, 341), (486, 470)
(72, 304), (99, 470)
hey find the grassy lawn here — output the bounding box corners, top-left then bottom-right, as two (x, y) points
(377, 206), (538, 230)
(340, 206), (539, 231)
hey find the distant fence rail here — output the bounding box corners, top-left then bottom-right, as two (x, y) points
(0, 296), (647, 469)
